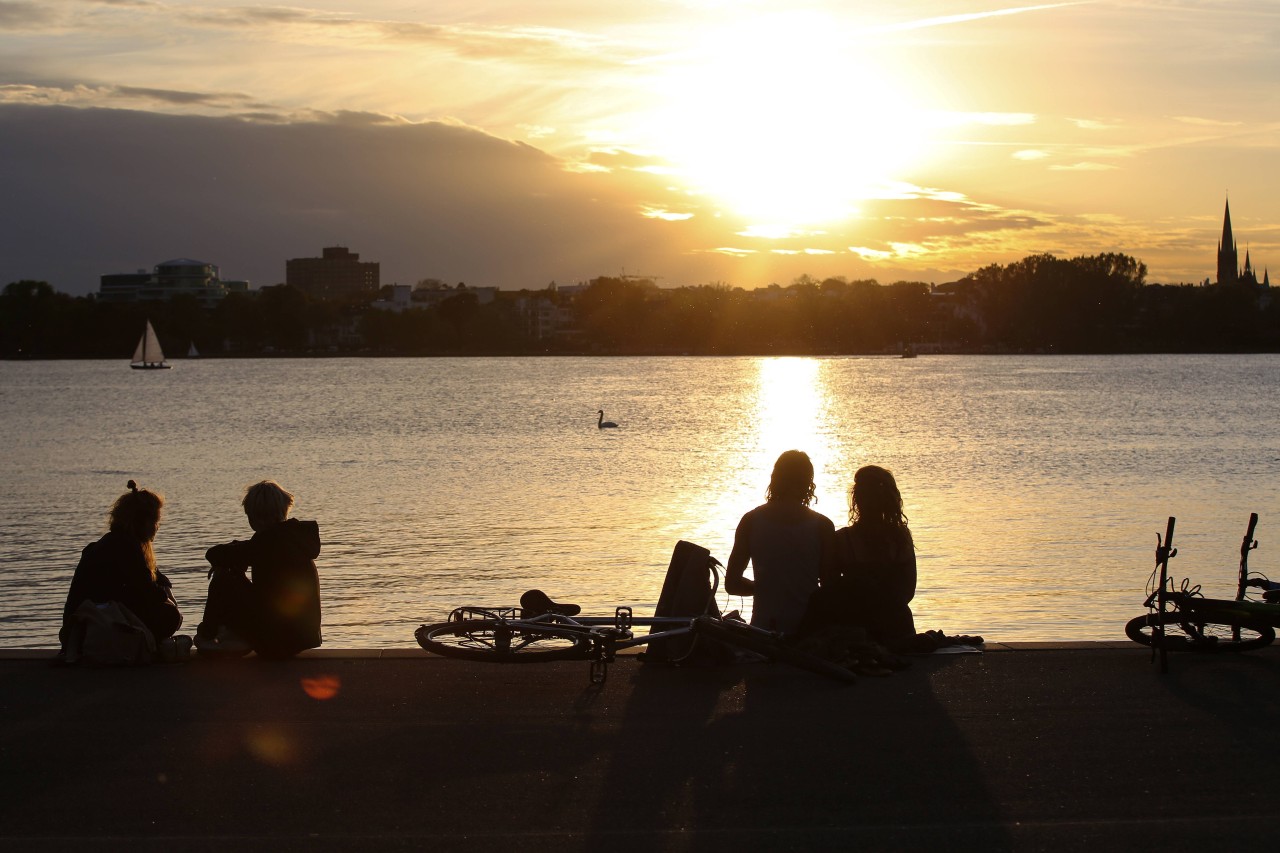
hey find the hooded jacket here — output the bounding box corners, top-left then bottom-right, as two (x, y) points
(205, 518), (322, 655)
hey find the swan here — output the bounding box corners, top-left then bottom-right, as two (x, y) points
(597, 410), (618, 429)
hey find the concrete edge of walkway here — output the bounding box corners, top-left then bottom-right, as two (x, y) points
(0, 640), (1141, 661)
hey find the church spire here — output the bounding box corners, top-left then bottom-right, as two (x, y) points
(1217, 196), (1239, 285)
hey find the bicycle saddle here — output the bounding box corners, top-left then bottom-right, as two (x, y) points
(519, 589), (582, 618)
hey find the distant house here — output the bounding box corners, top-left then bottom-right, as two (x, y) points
(410, 282), (498, 308)
(514, 282), (583, 342)
(98, 258), (247, 305)
(369, 284), (414, 313)
(286, 246), (380, 301)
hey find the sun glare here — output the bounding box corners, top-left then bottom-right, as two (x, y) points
(755, 358), (825, 458)
(644, 13), (928, 228)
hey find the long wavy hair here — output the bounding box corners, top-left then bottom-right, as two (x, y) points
(849, 465), (908, 531)
(108, 480), (163, 578)
(765, 450), (817, 506)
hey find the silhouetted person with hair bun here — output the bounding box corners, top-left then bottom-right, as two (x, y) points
(725, 450), (835, 635)
(60, 480), (183, 649)
(196, 480), (322, 659)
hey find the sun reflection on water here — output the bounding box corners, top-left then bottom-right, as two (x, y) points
(704, 357), (851, 620)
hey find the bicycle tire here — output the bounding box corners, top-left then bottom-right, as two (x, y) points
(1124, 611), (1275, 652)
(416, 620), (591, 662)
(692, 616), (858, 683)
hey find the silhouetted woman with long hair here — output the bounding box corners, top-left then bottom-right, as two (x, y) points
(60, 480), (182, 647)
(821, 464), (917, 649)
(725, 450), (835, 635)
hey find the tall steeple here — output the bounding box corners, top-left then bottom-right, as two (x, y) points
(1242, 248), (1258, 286)
(1217, 197), (1239, 285)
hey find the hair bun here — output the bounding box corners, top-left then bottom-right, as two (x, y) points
(127, 480), (138, 493)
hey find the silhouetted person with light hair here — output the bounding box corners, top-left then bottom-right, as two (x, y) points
(60, 480), (182, 650)
(725, 450), (834, 635)
(195, 480), (322, 658)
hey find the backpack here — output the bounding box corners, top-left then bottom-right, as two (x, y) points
(642, 540), (732, 665)
(62, 600), (157, 666)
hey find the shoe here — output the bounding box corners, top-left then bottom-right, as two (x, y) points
(195, 626), (253, 658)
(158, 635), (194, 663)
(519, 589), (581, 618)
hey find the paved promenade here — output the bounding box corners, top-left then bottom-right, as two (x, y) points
(2, 643), (1278, 851)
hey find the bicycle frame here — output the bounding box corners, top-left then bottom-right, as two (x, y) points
(1138, 514), (1276, 671)
(440, 607), (722, 682)
(420, 555), (859, 684)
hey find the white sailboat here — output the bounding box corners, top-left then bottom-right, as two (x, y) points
(130, 320), (172, 370)
(186, 341), (200, 358)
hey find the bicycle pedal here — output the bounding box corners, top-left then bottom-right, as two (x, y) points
(590, 658), (608, 684)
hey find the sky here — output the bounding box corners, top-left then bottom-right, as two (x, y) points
(1, 0), (1277, 296)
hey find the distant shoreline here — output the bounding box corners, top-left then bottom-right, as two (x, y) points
(7, 349), (1280, 361)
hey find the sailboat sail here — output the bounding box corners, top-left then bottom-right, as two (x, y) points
(131, 320), (171, 369)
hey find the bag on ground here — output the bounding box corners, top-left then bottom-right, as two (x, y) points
(643, 540), (730, 665)
(63, 600), (157, 666)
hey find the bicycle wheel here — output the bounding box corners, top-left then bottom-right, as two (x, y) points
(692, 617), (858, 683)
(1124, 611), (1275, 652)
(416, 619), (591, 662)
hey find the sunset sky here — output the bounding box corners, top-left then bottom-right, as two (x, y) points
(2, 0), (1277, 295)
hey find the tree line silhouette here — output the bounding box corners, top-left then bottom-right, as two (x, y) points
(3, 252), (1278, 357)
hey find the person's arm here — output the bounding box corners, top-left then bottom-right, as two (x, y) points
(724, 512), (755, 596)
(899, 531), (917, 604)
(205, 539), (253, 571)
(818, 519), (840, 587)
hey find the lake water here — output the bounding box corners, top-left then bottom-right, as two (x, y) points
(2, 354), (1278, 648)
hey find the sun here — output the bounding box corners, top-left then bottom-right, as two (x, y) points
(642, 12), (928, 228)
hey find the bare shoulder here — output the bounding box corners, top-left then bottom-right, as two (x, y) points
(806, 507), (835, 531)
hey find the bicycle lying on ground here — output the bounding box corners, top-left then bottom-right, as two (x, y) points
(414, 562), (859, 685)
(1125, 514), (1280, 672)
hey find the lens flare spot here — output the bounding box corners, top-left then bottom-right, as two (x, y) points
(301, 674), (341, 700)
(246, 728), (296, 766)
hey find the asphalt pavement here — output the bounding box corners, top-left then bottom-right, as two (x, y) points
(2, 643), (1278, 851)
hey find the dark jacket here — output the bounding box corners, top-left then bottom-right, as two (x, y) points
(205, 519), (323, 655)
(61, 531), (182, 644)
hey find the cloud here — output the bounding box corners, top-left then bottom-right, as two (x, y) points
(866, 3), (1089, 34)
(1172, 115), (1245, 128)
(1049, 161), (1119, 171)
(641, 206), (693, 221)
(0, 81), (273, 114)
(583, 148), (667, 172)
(0, 2), (56, 28)
(0, 104), (679, 294)
(0, 96), (1249, 296)
(1013, 149), (1050, 160)
(112, 85), (257, 108)
(169, 6), (623, 68)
